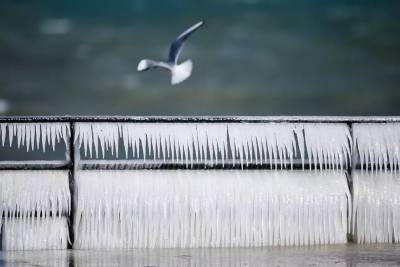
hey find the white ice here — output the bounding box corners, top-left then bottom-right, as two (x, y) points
(352, 171), (400, 244)
(0, 170), (70, 232)
(75, 123), (228, 167)
(75, 122), (351, 170)
(1, 217), (69, 250)
(74, 170), (350, 249)
(0, 123), (69, 152)
(354, 123), (400, 172)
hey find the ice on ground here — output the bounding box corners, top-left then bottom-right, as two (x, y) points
(1, 217), (69, 250)
(74, 170), (350, 249)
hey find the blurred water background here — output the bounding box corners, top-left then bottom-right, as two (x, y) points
(0, 0), (399, 116)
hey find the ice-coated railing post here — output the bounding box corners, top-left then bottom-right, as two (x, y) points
(347, 121), (355, 242)
(67, 121), (75, 249)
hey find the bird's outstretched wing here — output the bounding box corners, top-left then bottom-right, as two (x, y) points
(168, 21), (204, 64)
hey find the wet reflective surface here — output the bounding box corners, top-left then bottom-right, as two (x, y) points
(2, 244), (400, 266)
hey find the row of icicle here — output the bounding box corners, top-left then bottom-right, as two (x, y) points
(75, 122), (400, 171)
(75, 122), (352, 171)
(2, 169), (400, 249)
(74, 170), (350, 248)
(0, 122), (399, 172)
(0, 170), (70, 250)
(0, 123), (69, 151)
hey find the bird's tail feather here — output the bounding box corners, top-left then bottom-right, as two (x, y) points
(171, 60), (193, 85)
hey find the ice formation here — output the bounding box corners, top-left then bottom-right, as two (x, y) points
(75, 122), (351, 170)
(0, 123), (69, 152)
(75, 123), (228, 166)
(74, 170), (350, 249)
(1, 217), (69, 250)
(354, 123), (400, 172)
(352, 171), (400, 243)
(227, 123), (299, 168)
(0, 170), (70, 221)
(228, 123), (351, 169)
(0, 170), (70, 250)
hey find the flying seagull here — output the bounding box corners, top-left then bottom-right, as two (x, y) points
(137, 21), (204, 85)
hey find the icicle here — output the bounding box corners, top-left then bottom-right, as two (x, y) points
(354, 123), (400, 173)
(352, 171), (400, 244)
(0, 123), (69, 153)
(2, 217), (69, 250)
(74, 169), (349, 249)
(1, 123), (6, 146)
(75, 123), (228, 166)
(0, 170), (70, 222)
(302, 123), (351, 171)
(228, 123), (299, 169)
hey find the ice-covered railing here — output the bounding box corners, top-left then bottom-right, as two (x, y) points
(75, 122), (351, 170)
(0, 170), (70, 220)
(1, 116), (400, 251)
(75, 123), (228, 167)
(0, 123), (69, 152)
(352, 171), (400, 243)
(354, 123), (400, 172)
(2, 217), (69, 250)
(74, 170), (350, 249)
(0, 170), (70, 250)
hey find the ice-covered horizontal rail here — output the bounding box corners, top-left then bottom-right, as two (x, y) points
(0, 117), (398, 172)
(75, 122), (351, 171)
(79, 159), (343, 170)
(1, 116), (400, 123)
(0, 160), (71, 170)
(0, 122), (70, 152)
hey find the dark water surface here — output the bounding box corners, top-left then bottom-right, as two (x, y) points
(0, 1), (399, 116)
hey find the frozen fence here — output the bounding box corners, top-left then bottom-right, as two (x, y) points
(74, 170), (350, 249)
(0, 170), (70, 250)
(1, 217), (69, 250)
(75, 122), (351, 170)
(0, 116), (400, 250)
(352, 171), (400, 243)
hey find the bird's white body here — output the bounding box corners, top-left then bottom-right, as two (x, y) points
(137, 21), (204, 85)
(171, 60), (193, 85)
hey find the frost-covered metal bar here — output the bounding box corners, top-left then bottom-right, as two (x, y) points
(0, 160), (71, 170)
(74, 122), (352, 171)
(79, 160), (346, 170)
(0, 116), (400, 123)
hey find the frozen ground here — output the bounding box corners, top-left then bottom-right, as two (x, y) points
(2, 244), (400, 266)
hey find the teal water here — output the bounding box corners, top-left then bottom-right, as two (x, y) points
(0, 1), (399, 115)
